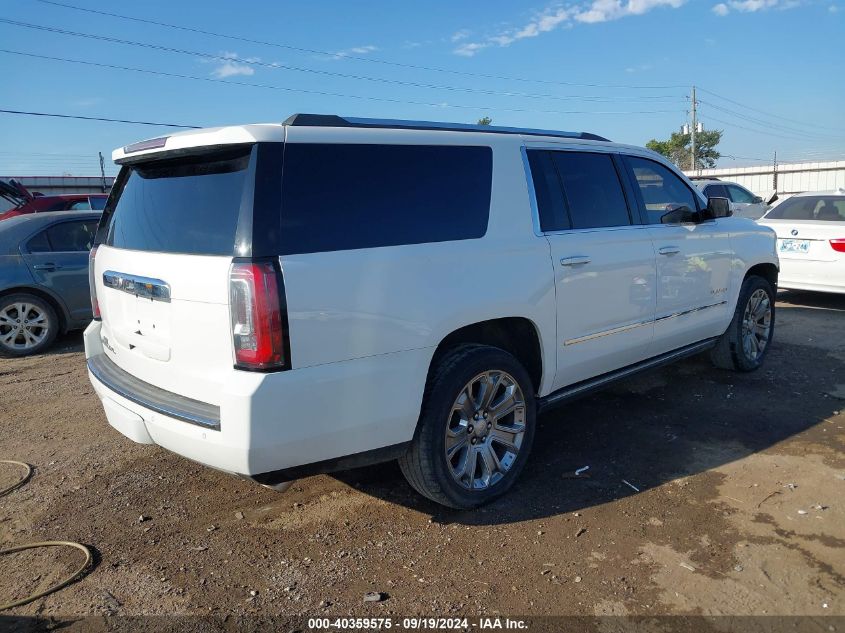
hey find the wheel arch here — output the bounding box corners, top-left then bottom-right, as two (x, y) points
(745, 262), (779, 290)
(427, 317), (545, 396)
(0, 285), (69, 333)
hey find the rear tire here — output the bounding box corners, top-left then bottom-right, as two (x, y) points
(399, 344), (536, 509)
(0, 293), (59, 358)
(710, 275), (775, 372)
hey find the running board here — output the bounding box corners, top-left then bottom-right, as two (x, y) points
(537, 337), (719, 413)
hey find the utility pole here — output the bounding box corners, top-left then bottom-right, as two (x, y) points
(99, 151), (107, 193)
(772, 150), (778, 193)
(690, 85), (697, 173)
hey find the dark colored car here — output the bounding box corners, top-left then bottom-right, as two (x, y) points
(0, 211), (100, 356)
(0, 180), (108, 221)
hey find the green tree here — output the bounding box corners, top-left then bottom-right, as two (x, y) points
(646, 129), (722, 170)
(476, 116), (493, 126)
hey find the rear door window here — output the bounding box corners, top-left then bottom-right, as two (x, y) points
(105, 146), (252, 255)
(703, 183), (729, 198)
(526, 150), (570, 232)
(27, 220), (98, 253)
(549, 151), (631, 229)
(279, 144), (492, 254)
(726, 184), (756, 204)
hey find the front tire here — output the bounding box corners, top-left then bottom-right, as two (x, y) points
(710, 275), (775, 372)
(0, 293), (59, 358)
(399, 344), (536, 509)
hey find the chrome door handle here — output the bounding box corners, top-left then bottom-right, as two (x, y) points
(560, 256), (591, 267)
(32, 263), (62, 270)
(657, 246), (680, 256)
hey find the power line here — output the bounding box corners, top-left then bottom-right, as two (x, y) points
(0, 49), (684, 117)
(699, 100), (844, 142)
(0, 19), (685, 105)
(701, 112), (837, 144)
(0, 108), (200, 128)
(33, 0), (688, 91)
(697, 86), (845, 135)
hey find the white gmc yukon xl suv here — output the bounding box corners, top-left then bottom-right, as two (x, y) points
(84, 114), (779, 509)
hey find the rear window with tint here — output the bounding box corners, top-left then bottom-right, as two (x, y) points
(765, 196), (845, 221)
(105, 147), (251, 255)
(279, 144), (492, 254)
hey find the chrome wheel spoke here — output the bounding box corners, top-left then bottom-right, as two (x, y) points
(460, 446), (478, 484)
(478, 372), (502, 410)
(445, 430), (468, 458)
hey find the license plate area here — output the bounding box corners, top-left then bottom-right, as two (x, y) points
(778, 239), (810, 254)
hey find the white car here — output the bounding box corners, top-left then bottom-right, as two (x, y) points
(758, 189), (845, 294)
(691, 179), (771, 220)
(84, 114), (779, 509)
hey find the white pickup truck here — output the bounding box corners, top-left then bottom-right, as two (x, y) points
(84, 114), (779, 509)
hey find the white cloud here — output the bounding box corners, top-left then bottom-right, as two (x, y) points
(453, 2), (683, 56)
(625, 63), (653, 73)
(575, 0), (684, 23)
(451, 29), (471, 42)
(830, 3), (839, 11)
(331, 45), (379, 59)
(210, 52), (258, 78)
(711, 0), (801, 14)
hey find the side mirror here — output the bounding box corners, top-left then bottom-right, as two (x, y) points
(752, 196), (763, 204)
(704, 197), (732, 219)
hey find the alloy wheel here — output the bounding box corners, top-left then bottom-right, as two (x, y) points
(444, 370), (526, 490)
(0, 302), (50, 351)
(741, 288), (771, 361)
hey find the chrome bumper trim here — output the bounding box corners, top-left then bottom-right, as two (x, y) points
(87, 354), (220, 431)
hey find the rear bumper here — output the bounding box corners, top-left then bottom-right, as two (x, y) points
(778, 259), (844, 294)
(83, 320), (429, 478)
(778, 280), (845, 294)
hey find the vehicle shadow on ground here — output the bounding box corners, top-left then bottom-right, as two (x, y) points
(777, 289), (845, 311)
(332, 340), (843, 526)
(43, 331), (84, 357)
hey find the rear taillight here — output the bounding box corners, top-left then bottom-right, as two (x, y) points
(89, 245), (100, 320)
(830, 239), (845, 253)
(229, 260), (288, 371)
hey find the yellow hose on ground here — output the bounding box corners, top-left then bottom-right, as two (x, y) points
(0, 460), (33, 497)
(0, 461), (95, 611)
(0, 541), (94, 611)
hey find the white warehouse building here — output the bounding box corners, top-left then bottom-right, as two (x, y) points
(685, 160), (845, 196)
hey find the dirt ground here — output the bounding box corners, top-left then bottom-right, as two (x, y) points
(1, 291), (843, 625)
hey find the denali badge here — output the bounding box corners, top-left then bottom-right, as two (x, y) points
(101, 336), (116, 354)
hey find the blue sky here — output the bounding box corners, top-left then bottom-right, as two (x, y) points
(1, 0), (843, 177)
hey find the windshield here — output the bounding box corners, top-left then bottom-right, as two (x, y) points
(765, 196), (845, 222)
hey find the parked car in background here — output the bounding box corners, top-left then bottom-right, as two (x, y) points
(0, 211), (100, 356)
(0, 179), (108, 221)
(758, 189), (845, 294)
(691, 178), (770, 220)
(84, 114), (779, 509)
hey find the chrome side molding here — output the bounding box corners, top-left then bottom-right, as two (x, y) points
(103, 271), (171, 303)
